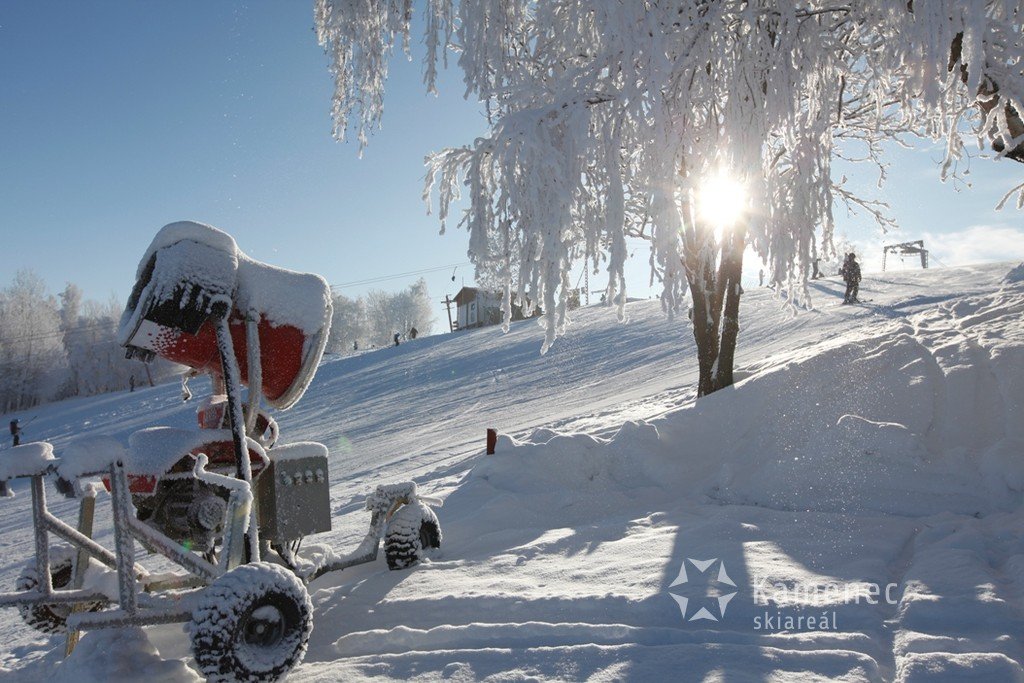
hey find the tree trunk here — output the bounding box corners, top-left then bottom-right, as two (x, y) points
(690, 293), (719, 398)
(712, 225), (747, 392)
(685, 224), (747, 398)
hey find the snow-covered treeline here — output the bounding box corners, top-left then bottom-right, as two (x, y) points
(0, 272), (179, 413)
(327, 278), (434, 352)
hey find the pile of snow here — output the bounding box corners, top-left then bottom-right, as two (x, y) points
(54, 627), (199, 683)
(2, 263), (1023, 682)
(481, 284), (1024, 518)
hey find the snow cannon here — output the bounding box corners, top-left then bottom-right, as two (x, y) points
(118, 221), (332, 409)
(0, 222), (443, 683)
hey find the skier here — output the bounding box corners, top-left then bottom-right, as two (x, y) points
(840, 253), (861, 304)
(409, 326), (418, 340)
(10, 419), (21, 447)
(393, 332), (400, 347)
(129, 374), (136, 392)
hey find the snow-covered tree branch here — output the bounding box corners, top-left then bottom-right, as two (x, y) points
(317, 0), (1024, 395)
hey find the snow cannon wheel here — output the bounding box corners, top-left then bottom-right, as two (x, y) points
(15, 546), (102, 634)
(384, 501), (442, 571)
(189, 562), (313, 683)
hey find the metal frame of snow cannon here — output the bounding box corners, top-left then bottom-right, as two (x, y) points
(0, 223), (442, 680)
(0, 452), (248, 625)
(0, 439), (438, 627)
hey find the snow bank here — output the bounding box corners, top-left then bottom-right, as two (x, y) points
(4, 263), (1023, 683)
(54, 627), (199, 683)
(475, 286), (1024, 518)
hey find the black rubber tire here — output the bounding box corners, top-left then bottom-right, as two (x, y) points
(189, 562), (313, 683)
(15, 546), (101, 634)
(384, 501), (442, 571)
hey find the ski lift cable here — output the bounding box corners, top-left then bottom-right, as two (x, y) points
(329, 261), (472, 290)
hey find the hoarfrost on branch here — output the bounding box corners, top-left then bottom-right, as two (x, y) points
(317, 0), (1024, 354)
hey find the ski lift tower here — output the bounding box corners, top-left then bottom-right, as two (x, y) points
(882, 240), (929, 271)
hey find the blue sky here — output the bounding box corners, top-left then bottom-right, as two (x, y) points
(1, 2), (1022, 327)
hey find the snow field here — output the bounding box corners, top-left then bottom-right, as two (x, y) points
(0, 262), (1021, 681)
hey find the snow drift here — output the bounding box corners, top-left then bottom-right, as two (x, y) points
(3, 263), (1023, 682)
(481, 279), (1024, 519)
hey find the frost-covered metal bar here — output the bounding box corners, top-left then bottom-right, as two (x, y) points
(141, 574), (205, 593)
(191, 449), (254, 575)
(125, 515), (218, 582)
(69, 606), (193, 631)
(213, 308), (261, 561)
(43, 510), (127, 574)
(109, 464), (139, 616)
(244, 315), (262, 436)
(306, 511), (382, 581)
(0, 588), (108, 608)
(29, 476), (52, 597)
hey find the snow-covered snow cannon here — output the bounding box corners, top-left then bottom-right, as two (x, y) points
(0, 222), (442, 682)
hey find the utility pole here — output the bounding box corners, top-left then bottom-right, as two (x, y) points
(442, 295), (455, 332)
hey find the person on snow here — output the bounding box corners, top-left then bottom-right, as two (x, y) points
(393, 332), (400, 346)
(10, 419), (21, 447)
(841, 253), (861, 304)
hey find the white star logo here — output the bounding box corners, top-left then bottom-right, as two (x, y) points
(668, 558), (737, 623)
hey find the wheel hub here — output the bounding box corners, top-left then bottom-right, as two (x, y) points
(243, 605), (285, 648)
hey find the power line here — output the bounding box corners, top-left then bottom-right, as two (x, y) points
(329, 262), (471, 290)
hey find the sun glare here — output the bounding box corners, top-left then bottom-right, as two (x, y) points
(698, 172), (747, 230)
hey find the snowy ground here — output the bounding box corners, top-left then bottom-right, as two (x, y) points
(1, 262), (1022, 681)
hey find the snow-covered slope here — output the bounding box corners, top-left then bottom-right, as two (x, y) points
(2, 263), (1022, 681)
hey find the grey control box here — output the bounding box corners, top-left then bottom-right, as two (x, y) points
(256, 453), (332, 543)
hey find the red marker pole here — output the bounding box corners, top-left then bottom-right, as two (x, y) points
(486, 428), (497, 455)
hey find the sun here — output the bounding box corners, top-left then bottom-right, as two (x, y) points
(698, 172), (747, 231)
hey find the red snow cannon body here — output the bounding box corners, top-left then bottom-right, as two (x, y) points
(118, 221), (333, 409)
